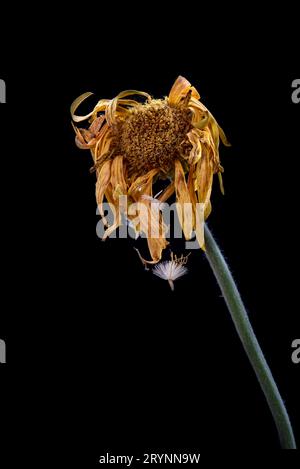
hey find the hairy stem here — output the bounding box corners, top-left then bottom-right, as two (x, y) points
(204, 224), (296, 449)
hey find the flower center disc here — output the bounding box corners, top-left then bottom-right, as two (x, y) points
(113, 100), (193, 177)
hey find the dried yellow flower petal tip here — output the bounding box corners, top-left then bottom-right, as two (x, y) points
(71, 76), (230, 263)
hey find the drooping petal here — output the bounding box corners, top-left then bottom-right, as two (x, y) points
(174, 160), (193, 240)
(101, 183), (121, 239)
(187, 165), (197, 219)
(145, 218), (168, 263)
(128, 197), (168, 264)
(186, 165), (205, 249)
(189, 97), (230, 147)
(196, 151), (213, 211)
(93, 125), (112, 165)
(128, 169), (160, 201)
(100, 156), (130, 239)
(205, 201), (212, 219)
(96, 160), (112, 218)
(97, 160), (112, 187)
(208, 117), (220, 150)
(145, 210), (168, 263)
(129, 169), (168, 263)
(187, 129), (203, 165)
(218, 124), (231, 147)
(194, 203), (205, 250)
(110, 155), (128, 199)
(218, 171), (225, 195)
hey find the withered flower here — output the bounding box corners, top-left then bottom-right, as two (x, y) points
(70, 78), (297, 450)
(71, 76), (230, 263)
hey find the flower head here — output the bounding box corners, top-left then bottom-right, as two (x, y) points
(71, 76), (230, 263)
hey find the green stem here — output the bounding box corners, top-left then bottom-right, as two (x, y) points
(204, 224), (296, 449)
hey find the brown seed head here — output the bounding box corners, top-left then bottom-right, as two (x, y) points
(111, 98), (193, 177)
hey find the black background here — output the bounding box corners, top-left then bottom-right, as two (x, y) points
(1, 5), (299, 465)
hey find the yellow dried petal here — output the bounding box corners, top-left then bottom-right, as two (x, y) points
(169, 76), (200, 106)
(174, 160), (193, 240)
(96, 160), (112, 218)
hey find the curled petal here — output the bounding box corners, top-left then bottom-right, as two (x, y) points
(75, 136), (96, 149)
(189, 99), (209, 128)
(190, 97), (230, 147)
(73, 126), (95, 149)
(189, 96), (208, 112)
(71, 93), (110, 123)
(106, 90), (151, 126)
(169, 76), (200, 106)
(116, 90), (151, 100)
(89, 115), (105, 135)
(73, 116), (106, 150)
(117, 98), (145, 107)
(131, 237), (168, 265)
(70, 92), (94, 122)
(192, 111), (209, 129)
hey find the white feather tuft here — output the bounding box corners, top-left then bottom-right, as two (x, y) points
(153, 261), (188, 291)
